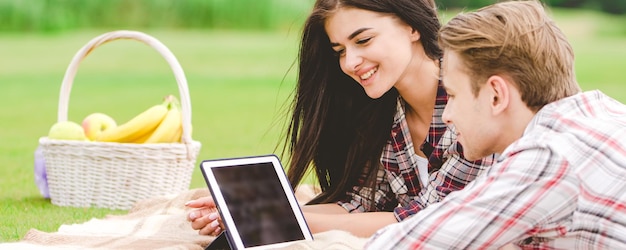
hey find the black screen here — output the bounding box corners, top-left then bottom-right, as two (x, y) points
(211, 162), (305, 248)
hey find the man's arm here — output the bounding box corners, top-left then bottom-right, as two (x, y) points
(365, 147), (578, 249)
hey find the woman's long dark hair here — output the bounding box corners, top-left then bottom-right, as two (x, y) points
(283, 0), (443, 207)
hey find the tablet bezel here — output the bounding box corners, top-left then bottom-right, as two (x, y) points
(200, 154), (313, 250)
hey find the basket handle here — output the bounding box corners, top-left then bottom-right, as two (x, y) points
(58, 30), (194, 146)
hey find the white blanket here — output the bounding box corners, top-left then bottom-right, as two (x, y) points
(0, 186), (368, 250)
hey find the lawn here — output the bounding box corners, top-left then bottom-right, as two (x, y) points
(0, 29), (301, 241)
(1, 9), (626, 242)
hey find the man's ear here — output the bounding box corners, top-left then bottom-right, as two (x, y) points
(410, 28), (420, 42)
(486, 75), (510, 115)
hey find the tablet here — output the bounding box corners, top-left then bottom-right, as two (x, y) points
(200, 154), (313, 250)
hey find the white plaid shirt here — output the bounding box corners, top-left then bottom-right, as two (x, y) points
(366, 90), (626, 249)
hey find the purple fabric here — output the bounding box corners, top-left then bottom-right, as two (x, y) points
(34, 146), (49, 199)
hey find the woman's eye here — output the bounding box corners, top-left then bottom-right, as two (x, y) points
(356, 37), (371, 45)
(333, 48), (345, 57)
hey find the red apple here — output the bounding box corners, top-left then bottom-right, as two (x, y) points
(82, 113), (117, 141)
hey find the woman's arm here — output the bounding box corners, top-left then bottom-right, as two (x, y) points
(187, 198), (397, 237)
(302, 203), (397, 237)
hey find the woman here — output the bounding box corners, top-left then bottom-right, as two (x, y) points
(187, 0), (495, 237)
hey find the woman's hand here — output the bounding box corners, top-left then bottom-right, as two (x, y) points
(185, 196), (224, 236)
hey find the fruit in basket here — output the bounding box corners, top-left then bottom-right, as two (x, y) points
(48, 121), (88, 141)
(82, 113), (117, 141)
(169, 125), (183, 143)
(96, 99), (170, 143)
(145, 95), (182, 143)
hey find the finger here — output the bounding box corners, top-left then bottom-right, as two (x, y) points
(212, 226), (222, 236)
(211, 213), (225, 230)
(187, 209), (200, 222)
(190, 211), (221, 230)
(198, 219), (222, 236)
(208, 212), (219, 221)
(185, 197), (216, 208)
(190, 214), (211, 230)
(188, 207), (218, 222)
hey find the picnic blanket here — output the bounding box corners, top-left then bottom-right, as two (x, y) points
(0, 186), (369, 250)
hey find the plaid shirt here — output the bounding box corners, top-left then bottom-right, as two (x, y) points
(338, 82), (495, 220)
(365, 90), (626, 249)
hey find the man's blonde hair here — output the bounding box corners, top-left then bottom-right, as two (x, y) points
(439, 0), (581, 111)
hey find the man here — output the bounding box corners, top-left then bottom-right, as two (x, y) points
(365, 0), (626, 249)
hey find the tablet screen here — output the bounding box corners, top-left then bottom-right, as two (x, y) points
(201, 155), (313, 249)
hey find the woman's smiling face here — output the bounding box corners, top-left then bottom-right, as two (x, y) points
(325, 7), (419, 99)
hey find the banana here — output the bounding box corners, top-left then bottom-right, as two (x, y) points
(169, 123), (192, 143)
(168, 125), (183, 143)
(96, 102), (169, 143)
(132, 127), (154, 143)
(144, 103), (182, 143)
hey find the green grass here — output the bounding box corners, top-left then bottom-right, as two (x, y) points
(1, 8), (626, 243)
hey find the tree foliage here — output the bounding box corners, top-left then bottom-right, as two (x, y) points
(0, 0), (623, 33)
(436, 0), (626, 14)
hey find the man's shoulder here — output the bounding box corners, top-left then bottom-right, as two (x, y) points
(532, 90), (626, 128)
(514, 90), (626, 166)
(544, 90), (624, 113)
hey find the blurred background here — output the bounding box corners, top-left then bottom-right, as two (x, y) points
(0, 0), (624, 243)
(441, 0), (626, 14)
(0, 0), (624, 33)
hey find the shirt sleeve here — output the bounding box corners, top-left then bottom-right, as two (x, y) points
(366, 146), (578, 249)
(394, 128), (496, 220)
(337, 165), (398, 213)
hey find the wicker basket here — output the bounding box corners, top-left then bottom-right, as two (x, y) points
(38, 30), (202, 210)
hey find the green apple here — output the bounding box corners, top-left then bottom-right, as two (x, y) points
(82, 113), (117, 141)
(48, 121), (88, 141)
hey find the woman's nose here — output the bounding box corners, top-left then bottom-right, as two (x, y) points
(343, 48), (363, 72)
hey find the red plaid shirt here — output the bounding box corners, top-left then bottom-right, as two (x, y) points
(366, 90), (626, 249)
(338, 82), (496, 220)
